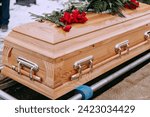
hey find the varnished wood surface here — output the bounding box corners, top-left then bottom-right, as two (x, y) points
(12, 3), (150, 45)
(2, 43), (149, 99)
(1, 3), (150, 99)
(5, 9), (150, 59)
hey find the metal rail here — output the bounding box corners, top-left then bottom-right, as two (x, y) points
(0, 65), (17, 100)
(0, 90), (17, 100)
(68, 52), (150, 100)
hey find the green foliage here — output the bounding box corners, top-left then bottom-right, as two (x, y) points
(30, 6), (84, 27)
(31, 0), (148, 27)
(30, 11), (65, 27)
(138, 0), (150, 4)
(87, 0), (129, 17)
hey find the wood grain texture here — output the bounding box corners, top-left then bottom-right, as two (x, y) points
(4, 10), (150, 59)
(1, 3), (150, 99)
(43, 61), (55, 88)
(12, 3), (150, 45)
(2, 45), (13, 63)
(2, 42), (148, 99)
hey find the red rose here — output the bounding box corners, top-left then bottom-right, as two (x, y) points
(60, 12), (72, 24)
(80, 12), (88, 23)
(71, 9), (88, 23)
(124, 0), (139, 9)
(72, 9), (80, 23)
(62, 25), (72, 32)
(72, 9), (80, 16)
(81, 12), (86, 16)
(59, 9), (88, 32)
(77, 12), (88, 23)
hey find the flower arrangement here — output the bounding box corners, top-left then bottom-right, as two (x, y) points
(60, 9), (88, 31)
(31, 0), (140, 32)
(30, 6), (88, 32)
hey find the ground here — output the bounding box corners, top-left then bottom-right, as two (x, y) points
(94, 63), (150, 100)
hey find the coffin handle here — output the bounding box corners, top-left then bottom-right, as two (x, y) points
(15, 57), (41, 82)
(71, 56), (94, 80)
(12, 65), (42, 82)
(115, 40), (129, 57)
(144, 30), (150, 42)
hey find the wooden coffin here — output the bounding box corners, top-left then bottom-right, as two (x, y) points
(1, 3), (150, 99)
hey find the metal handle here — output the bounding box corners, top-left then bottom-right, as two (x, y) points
(17, 57), (39, 80)
(115, 40), (129, 57)
(144, 30), (150, 41)
(71, 56), (94, 80)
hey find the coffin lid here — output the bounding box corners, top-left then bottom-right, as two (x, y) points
(12, 3), (150, 45)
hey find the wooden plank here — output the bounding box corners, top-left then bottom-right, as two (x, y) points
(1, 43), (149, 99)
(4, 13), (150, 60)
(54, 44), (150, 98)
(1, 67), (56, 99)
(11, 3), (150, 45)
(55, 24), (150, 84)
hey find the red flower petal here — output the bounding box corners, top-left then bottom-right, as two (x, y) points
(63, 25), (72, 32)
